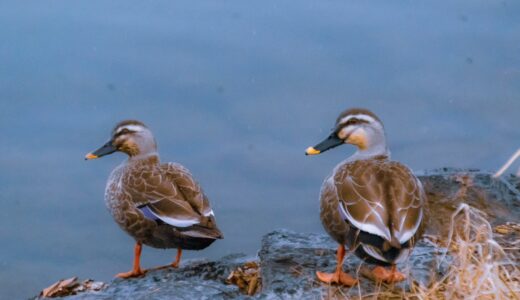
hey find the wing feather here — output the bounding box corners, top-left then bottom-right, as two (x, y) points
(162, 163), (215, 218)
(334, 159), (425, 245)
(142, 198), (200, 227)
(335, 160), (392, 240)
(388, 164), (425, 244)
(125, 162), (221, 238)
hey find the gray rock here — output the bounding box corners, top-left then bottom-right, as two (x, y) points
(506, 174), (520, 192)
(258, 230), (448, 299)
(37, 169), (519, 299)
(418, 168), (520, 237)
(37, 254), (250, 300)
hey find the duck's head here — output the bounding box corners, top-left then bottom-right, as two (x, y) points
(305, 108), (388, 156)
(85, 120), (157, 160)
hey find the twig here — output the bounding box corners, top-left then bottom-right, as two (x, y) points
(494, 148), (520, 178)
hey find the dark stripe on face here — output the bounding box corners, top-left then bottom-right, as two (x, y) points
(113, 128), (136, 138)
(340, 118), (369, 127)
(334, 117), (370, 134)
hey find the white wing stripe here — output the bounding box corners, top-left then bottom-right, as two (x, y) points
(203, 209), (214, 217)
(157, 216), (200, 227)
(395, 208), (423, 244)
(146, 208), (200, 227)
(338, 202), (392, 241)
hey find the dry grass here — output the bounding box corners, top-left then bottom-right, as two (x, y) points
(414, 203), (519, 299)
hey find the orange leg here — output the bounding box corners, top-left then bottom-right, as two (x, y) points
(171, 248), (182, 268)
(371, 265), (406, 283)
(116, 242), (146, 278)
(152, 248), (183, 270)
(316, 245), (358, 286)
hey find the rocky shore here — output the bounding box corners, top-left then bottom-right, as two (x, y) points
(35, 169), (520, 299)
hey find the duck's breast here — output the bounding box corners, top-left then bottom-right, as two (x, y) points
(104, 164), (153, 237)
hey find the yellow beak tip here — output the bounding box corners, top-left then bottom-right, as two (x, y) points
(305, 147), (320, 155)
(85, 153), (98, 160)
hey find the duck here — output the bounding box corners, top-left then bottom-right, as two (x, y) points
(85, 120), (223, 278)
(305, 108), (425, 285)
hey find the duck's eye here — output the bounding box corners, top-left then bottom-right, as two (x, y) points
(346, 118), (359, 125)
(115, 128), (133, 137)
(343, 118), (370, 127)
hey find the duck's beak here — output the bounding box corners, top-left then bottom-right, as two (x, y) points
(305, 133), (344, 155)
(85, 140), (117, 160)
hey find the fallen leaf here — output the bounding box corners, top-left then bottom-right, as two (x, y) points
(40, 277), (107, 298)
(41, 277), (78, 298)
(226, 261), (261, 295)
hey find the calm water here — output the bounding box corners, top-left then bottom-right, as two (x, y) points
(1, 1), (519, 298)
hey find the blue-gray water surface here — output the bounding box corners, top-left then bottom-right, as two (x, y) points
(1, 1), (519, 299)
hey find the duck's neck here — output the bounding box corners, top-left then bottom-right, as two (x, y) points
(127, 152), (160, 165)
(349, 131), (389, 161)
(350, 145), (390, 161)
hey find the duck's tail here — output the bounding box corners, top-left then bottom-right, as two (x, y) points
(382, 236), (402, 251)
(179, 224), (223, 240)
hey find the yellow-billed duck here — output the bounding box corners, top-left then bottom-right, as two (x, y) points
(305, 108), (425, 285)
(85, 120), (223, 278)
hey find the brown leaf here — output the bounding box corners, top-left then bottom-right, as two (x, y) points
(41, 277), (78, 298)
(40, 277), (107, 298)
(226, 261), (261, 295)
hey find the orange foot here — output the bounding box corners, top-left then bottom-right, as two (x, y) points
(371, 266), (406, 283)
(316, 271), (358, 286)
(116, 268), (147, 279)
